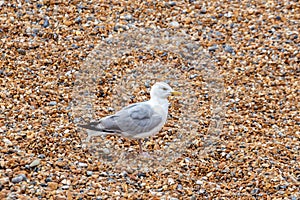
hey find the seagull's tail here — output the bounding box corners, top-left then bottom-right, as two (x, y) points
(78, 123), (116, 143)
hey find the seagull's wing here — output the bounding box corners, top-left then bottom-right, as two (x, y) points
(79, 103), (163, 137)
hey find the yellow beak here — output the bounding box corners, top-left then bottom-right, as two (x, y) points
(171, 91), (182, 96)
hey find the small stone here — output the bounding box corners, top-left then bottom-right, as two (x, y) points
(207, 172), (213, 177)
(78, 162), (88, 168)
(61, 185), (70, 190)
(224, 12), (233, 18)
(17, 48), (26, 55)
(190, 196), (197, 200)
(251, 188), (260, 194)
(189, 74), (198, 79)
(55, 195), (67, 200)
(224, 44), (234, 53)
(45, 177), (52, 183)
(169, 21), (180, 28)
(200, 7), (207, 14)
(48, 101), (57, 106)
(107, 107), (114, 112)
(43, 18), (50, 28)
(208, 45), (218, 51)
(86, 171), (93, 176)
(3, 138), (12, 146)
(168, 1), (176, 6)
(29, 159), (40, 168)
(199, 189), (206, 194)
(48, 182), (58, 190)
(61, 179), (71, 185)
(75, 17), (82, 23)
(226, 153), (232, 159)
(102, 148), (110, 154)
(12, 174), (26, 183)
(177, 184), (183, 190)
(144, 81), (151, 88)
(0, 177), (9, 185)
(168, 178), (175, 185)
(123, 14), (133, 21)
(40, 183), (48, 187)
(38, 154), (45, 159)
(196, 180), (203, 185)
(291, 196), (297, 200)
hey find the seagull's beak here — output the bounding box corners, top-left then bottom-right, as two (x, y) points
(171, 91), (182, 96)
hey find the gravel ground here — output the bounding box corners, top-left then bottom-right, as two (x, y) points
(0, 0), (299, 199)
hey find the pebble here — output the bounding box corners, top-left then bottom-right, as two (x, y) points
(177, 184), (183, 190)
(86, 171), (93, 176)
(168, 178), (175, 185)
(196, 180), (203, 185)
(38, 154), (45, 159)
(48, 101), (57, 106)
(47, 182), (58, 190)
(224, 45), (234, 53)
(12, 174), (26, 183)
(169, 21), (180, 28)
(208, 45), (218, 51)
(3, 138), (12, 146)
(61, 179), (71, 185)
(199, 189), (206, 194)
(189, 74), (198, 79)
(17, 48), (26, 55)
(61, 185), (70, 190)
(29, 159), (40, 168)
(78, 162), (88, 168)
(43, 18), (50, 28)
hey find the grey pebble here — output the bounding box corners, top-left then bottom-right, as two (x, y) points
(123, 14), (133, 21)
(226, 153), (232, 159)
(3, 138), (12, 146)
(208, 45), (218, 51)
(168, 1), (176, 6)
(169, 21), (180, 28)
(291, 196), (297, 200)
(12, 174), (26, 183)
(200, 7), (206, 14)
(17, 48), (26, 55)
(189, 74), (198, 79)
(102, 148), (110, 154)
(29, 159), (40, 168)
(48, 101), (57, 106)
(75, 16), (82, 23)
(86, 171), (93, 176)
(251, 188), (260, 194)
(224, 44), (234, 53)
(38, 154), (45, 159)
(43, 18), (49, 28)
(177, 184), (183, 190)
(107, 107), (114, 112)
(144, 80), (151, 88)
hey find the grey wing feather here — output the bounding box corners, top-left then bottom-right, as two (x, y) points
(101, 103), (162, 136)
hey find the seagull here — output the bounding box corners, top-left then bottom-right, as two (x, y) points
(78, 82), (182, 154)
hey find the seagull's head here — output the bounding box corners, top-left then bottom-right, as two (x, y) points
(150, 82), (182, 99)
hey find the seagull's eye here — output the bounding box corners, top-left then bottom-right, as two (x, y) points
(162, 87), (168, 91)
